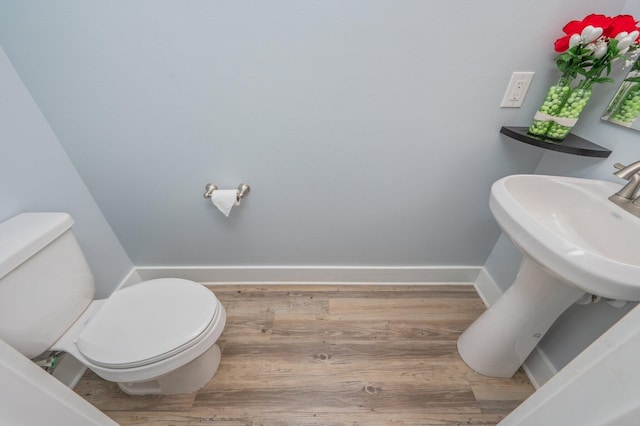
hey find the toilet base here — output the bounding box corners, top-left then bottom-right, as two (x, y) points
(117, 343), (222, 395)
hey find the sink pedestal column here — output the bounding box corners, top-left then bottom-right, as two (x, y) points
(457, 257), (585, 378)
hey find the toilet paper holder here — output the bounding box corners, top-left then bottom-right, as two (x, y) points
(203, 183), (251, 203)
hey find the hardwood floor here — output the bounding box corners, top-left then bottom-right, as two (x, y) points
(74, 285), (534, 425)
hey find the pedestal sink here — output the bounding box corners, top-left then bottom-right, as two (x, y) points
(458, 174), (640, 378)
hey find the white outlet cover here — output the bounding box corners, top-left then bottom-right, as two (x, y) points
(501, 72), (535, 108)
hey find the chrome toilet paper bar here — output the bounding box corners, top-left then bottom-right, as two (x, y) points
(203, 183), (250, 203)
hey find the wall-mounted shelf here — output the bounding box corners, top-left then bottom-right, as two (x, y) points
(500, 126), (611, 158)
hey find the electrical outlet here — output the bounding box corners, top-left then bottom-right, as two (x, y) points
(500, 72), (535, 108)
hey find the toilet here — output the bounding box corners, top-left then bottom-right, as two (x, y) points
(0, 212), (226, 395)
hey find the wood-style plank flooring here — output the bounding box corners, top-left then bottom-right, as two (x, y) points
(74, 285), (534, 425)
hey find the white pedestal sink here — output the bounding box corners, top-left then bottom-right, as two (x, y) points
(458, 174), (640, 378)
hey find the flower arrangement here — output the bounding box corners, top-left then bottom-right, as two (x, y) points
(528, 14), (640, 141)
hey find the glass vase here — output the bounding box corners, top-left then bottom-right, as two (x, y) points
(528, 76), (572, 137)
(608, 82), (640, 127)
(545, 81), (593, 142)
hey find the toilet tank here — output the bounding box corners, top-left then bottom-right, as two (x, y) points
(0, 213), (95, 358)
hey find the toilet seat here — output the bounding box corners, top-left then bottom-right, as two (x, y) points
(76, 278), (219, 369)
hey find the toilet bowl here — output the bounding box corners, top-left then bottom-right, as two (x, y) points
(53, 278), (226, 394)
(0, 212), (226, 395)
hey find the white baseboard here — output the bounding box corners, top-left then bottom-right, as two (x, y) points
(472, 268), (504, 307)
(473, 267), (556, 389)
(115, 268), (143, 290)
(522, 347), (557, 389)
(52, 354), (87, 389)
(134, 265), (482, 285)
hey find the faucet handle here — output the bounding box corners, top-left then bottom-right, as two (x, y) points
(613, 160), (640, 180)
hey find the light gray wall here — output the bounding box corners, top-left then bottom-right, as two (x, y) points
(485, 0), (640, 374)
(0, 0), (580, 269)
(0, 47), (133, 298)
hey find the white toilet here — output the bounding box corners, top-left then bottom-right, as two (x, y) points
(0, 212), (226, 395)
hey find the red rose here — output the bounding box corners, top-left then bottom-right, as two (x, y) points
(554, 36), (571, 52)
(554, 14), (612, 52)
(606, 15), (640, 39)
(563, 14), (611, 36)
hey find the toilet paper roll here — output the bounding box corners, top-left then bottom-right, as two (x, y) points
(210, 189), (239, 217)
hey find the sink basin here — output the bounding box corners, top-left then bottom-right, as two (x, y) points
(458, 174), (639, 378)
(491, 174), (640, 301)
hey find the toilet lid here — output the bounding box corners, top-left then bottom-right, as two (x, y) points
(76, 278), (219, 369)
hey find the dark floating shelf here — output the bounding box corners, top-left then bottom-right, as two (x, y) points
(500, 126), (611, 158)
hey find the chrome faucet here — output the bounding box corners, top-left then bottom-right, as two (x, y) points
(609, 161), (640, 217)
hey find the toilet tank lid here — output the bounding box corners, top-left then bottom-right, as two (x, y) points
(0, 213), (74, 280)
